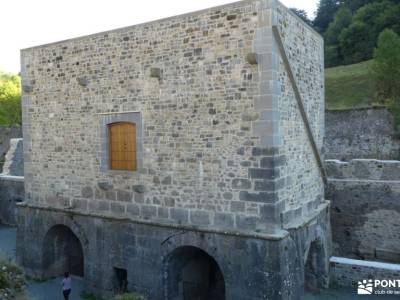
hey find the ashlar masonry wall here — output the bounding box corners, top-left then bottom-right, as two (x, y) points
(20, 0), (325, 234)
(18, 1), (329, 298)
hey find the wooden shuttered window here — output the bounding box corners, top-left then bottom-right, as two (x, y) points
(108, 122), (137, 171)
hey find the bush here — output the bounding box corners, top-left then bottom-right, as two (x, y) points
(0, 258), (26, 299)
(0, 72), (21, 126)
(371, 29), (400, 103)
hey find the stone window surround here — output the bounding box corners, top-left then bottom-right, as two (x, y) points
(99, 111), (143, 173)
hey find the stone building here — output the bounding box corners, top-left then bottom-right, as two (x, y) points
(17, 0), (330, 299)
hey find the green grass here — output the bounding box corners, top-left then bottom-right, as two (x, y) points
(325, 60), (379, 110)
(81, 292), (147, 300)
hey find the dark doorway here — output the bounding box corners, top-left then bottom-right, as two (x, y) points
(42, 225), (84, 278)
(165, 246), (225, 300)
(114, 267), (128, 294)
(304, 240), (327, 292)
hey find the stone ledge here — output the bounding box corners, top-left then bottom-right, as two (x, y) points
(283, 201), (330, 230)
(0, 175), (24, 182)
(326, 159), (400, 181)
(330, 256), (400, 288)
(17, 202), (290, 241)
(330, 256), (400, 272)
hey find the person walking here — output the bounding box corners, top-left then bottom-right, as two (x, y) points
(62, 272), (72, 300)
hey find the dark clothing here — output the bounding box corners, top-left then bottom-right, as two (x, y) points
(63, 289), (71, 300)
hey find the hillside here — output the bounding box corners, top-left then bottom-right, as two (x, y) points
(325, 60), (377, 110)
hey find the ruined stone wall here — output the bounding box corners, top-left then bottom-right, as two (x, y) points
(20, 0), (324, 234)
(275, 2), (325, 224)
(326, 159), (400, 263)
(325, 107), (400, 160)
(0, 126), (22, 172)
(0, 177), (24, 225)
(330, 257), (400, 288)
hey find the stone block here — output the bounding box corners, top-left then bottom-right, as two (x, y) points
(170, 208), (188, 223)
(189, 210), (211, 226)
(214, 212), (234, 228)
(117, 190), (133, 202)
(232, 179), (252, 190)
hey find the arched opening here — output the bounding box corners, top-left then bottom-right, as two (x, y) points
(164, 246), (225, 300)
(304, 240), (327, 292)
(42, 225), (84, 278)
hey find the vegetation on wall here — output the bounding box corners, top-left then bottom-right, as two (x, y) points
(0, 71), (21, 126)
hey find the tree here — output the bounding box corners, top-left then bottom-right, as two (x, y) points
(338, 0), (400, 65)
(313, 0), (341, 33)
(0, 72), (21, 126)
(371, 29), (400, 103)
(290, 8), (313, 27)
(324, 7), (352, 45)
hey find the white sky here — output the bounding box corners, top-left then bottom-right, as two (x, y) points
(0, 0), (317, 74)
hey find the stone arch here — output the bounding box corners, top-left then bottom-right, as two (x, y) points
(304, 229), (329, 291)
(42, 224), (85, 278)
(163, 246), (225, 300)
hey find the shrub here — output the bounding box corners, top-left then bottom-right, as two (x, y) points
(371, 29), (400, 103)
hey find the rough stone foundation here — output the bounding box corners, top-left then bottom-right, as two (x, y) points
(17, 203), (330, 300)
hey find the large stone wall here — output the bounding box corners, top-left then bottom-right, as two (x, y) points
(326, 159), (400, 263)
(325, 107), (400, 160)
(275, 2), (325, 225)
(20, 0), (325, 234)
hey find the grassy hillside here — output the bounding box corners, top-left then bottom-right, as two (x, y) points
(325, 60), (378, 110)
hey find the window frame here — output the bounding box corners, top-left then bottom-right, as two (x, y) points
(99, 112), (142, 173)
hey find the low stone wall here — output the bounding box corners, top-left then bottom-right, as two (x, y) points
(325, 159), (400, 180)
(0, 127), (22, 172)
(325, 107), (400, 160)
(330, 257), (400, 289)
(0, 177), (24, 225)
(326, 159), (400, 263)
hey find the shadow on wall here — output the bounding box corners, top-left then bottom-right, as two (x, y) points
(42, 225), (84, 279)
(164, 246), (225, 300)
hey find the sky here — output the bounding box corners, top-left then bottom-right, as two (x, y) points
(0, 0), (318, 74)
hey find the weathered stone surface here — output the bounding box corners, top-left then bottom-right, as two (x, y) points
(232, 179), (251, 190)
(117, 190), (133, 202)
(77, 76), (89, 87)
(98, 181), (113, 191)
(132, 185), (146, 194)
(327, 178), (400, 263)
(325, 107), (400, 160)
(0, 178), (24, 225)
(189, 210), (210, 226)
(81, 186), (93, 199)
